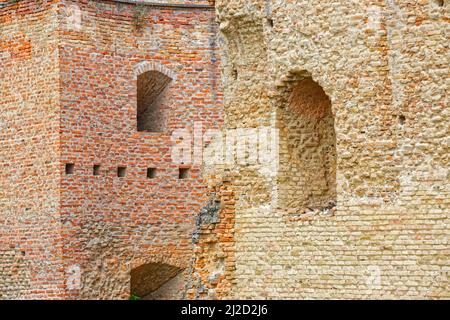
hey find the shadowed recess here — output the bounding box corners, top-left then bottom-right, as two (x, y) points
(130, 262), (184, 299)
(280, 77), (337, 214)
(137, 70), (172, 132)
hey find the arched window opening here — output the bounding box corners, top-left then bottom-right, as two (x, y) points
(130, 262), (185, 300)
(278, 77), (337, 215)
(137, 71), (172, 132)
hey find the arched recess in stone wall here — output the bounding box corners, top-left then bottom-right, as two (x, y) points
(277, 73), (337, 215)
(129, 255), (186, 300)
(133, 61), (177, 132)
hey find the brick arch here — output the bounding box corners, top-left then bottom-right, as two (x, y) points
(130, 252), (187, 271)
(276, 72), (337, 216)
(133, 61), (177, 81)
(134, 61), (178, 132)
(129, 253), (188, 300)
(283, 69), (338, 116)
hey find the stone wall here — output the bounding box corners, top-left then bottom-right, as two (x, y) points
(1, 0), (448, 300)
(192, 0), (449, 299)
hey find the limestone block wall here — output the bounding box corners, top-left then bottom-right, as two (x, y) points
(195, 0), (449, 299)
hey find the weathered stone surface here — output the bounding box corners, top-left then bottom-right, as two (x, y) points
(1, 0), (449, 300)
(191, 0), (449, 299)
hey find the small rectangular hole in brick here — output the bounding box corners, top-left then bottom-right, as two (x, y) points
(118, 167), (126, 178)
(147, 168), (157, 179)
(65, 163), (74, 175)
(93, 165), (101, 176)
(179, 168), (190, 180)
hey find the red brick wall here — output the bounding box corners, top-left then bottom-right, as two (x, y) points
(58, 0), (222, 299)
(0, 0), (65, 299)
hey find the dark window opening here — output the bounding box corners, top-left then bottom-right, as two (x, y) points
(147, 168), (157, 179)
(118, 167), (127, 178)
(137, 70), (172, 132)
(93, 165), (101, 176)
(65, 163), (74, 175)
(179, 168), (190, 180)
(231, 68), (238, 81)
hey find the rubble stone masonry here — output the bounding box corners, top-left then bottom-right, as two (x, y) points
(191, 0), (449, 299)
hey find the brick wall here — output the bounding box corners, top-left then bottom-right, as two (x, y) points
(0, 0), (64, 299)
(58, 0), (222, 299)
(1, 0), (222, 300)
(1, 0), (448, 300)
